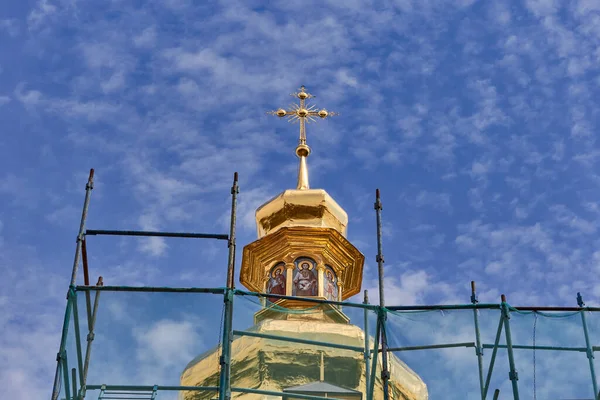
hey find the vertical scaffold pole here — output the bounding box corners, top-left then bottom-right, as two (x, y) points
(367, 314), (381, 400)
(471, 281), (484, 399)
(577, 292), (598, 399)
(71, 368), (77, 400)
(71, 291), (84, 394)
(81, 277), (102, 399)
(219, 172), (238, 400)
(363, 290), (371, 393)
(52, 169), (94, 400)
(374, 189), (390, 400)
(501, 294), (520, 400)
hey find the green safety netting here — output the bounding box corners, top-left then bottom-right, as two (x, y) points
(54, 288), (600, 400)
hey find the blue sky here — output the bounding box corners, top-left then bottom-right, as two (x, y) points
(2, 0), (600, 398)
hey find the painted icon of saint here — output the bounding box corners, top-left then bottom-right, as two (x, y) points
(325, 270), (338, 301)
(293, 261), (317, 296)
(267, 266), (286, 303)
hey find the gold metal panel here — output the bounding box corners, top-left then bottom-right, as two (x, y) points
(240, 227), (364, 300)
(255, 189), (349, 238)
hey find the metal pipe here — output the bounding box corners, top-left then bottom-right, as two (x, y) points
(375, 189), (385, 308)
(386, 304), (501, 311)
(85, 385), (219, 391)
(481, 344), (588, 352)
(82, 280), (102, 395)
(51, 289), (75, 400)
(363, 290), (371, 393)
(71, 292), (85, 391)
(471, 281), (485, 400)
(62, 351), (71, 400)
(76, 286), (225, 294)
(79, 236), (92, 334)
(82, 238), (90, 286)
(367, 317), (381, 400)
(70, 169), (94, 287)
(219, 172), (238, 400)
(85, 229), (228, 240)
(85, 385), (334, 400)
(501, 294), (520, 400)
(233, 330), (364, 352)
(492, 389), (500, 400)
(374, 189), (390, 400)
(71, 368), (77, 400)
(232, 386), (344, 400)
(82, 237), (93, 330)
(577, 292), (599, 399)
(385, 342), (475, 352)
(387, 304), (600, 312)
(226, 172), (239, 290)
(52, 169), (94, 400)
(483, 312), (505, 399)
(235, 289), (380, 310)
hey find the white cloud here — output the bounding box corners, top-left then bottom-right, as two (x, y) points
(0, 19), (19, 37)
(133, 26), (157, 48)
(27, 0), (57, 30)
(14, 84), (42, 106)
(135, 319), (203, 370)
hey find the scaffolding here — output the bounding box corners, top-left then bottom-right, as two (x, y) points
(51, 169), (600, 400)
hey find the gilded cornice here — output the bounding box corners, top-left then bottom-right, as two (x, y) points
(240, 226), (364, 299)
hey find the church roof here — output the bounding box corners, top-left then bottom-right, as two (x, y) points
(283, 381), (361, 394)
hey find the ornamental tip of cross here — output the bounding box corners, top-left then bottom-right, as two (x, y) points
(293, 85), (312, 100)
(266, 85), (339, 190)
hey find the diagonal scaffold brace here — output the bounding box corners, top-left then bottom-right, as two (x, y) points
(51, 168), (95, 400)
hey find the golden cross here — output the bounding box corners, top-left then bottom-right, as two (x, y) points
(267, 85), (338, 147)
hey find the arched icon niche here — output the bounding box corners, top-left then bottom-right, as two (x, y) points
(266, 262), (286, 303)
(292, 257), (318, 297)
(323, 265), (338, 301)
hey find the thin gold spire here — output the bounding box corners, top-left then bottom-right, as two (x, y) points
(268, 86), (338, 190)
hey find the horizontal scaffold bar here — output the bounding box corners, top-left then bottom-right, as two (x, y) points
(233, 386), (353, 400)
(86, 385), (218, 391)
(385, 342), (475, 352)
(482, 343), (589, 352)
(75, 286), (225, 294)
(85, 229), (229, 240)
(387, 304), (500, 311)
(233, 330), (365, 352)
(85, 385), (342, 400)
(71, 286), (600, 312)
(387, 304), (600, 312)
(234, 289), (380, 310)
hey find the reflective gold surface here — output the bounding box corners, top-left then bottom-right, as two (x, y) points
(180, 319), (428, 400)
(240, 226), (364, 299)
(255, 189), (348, 238)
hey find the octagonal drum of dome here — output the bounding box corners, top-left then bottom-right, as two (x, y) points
(240, 226), (364, 300)
(255, 189), (348, 238)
